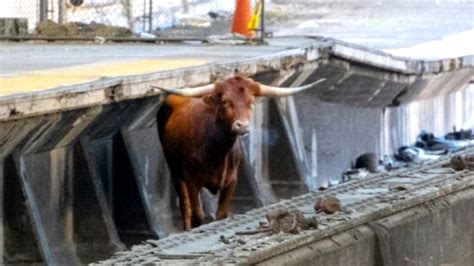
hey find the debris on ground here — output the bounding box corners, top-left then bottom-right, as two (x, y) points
(314, 196), (346, 214)
(391, 129), (471, 167)
(449, 154), (474, 171)
(342, 129), (474, 184)
(218, 234), (248, 246)
(354, 152), (379, 173)
(395, 146), (446, 163)
(35, 20), (132, 38)
(415, 130), (464, 152)
(235, 209), (318, 236)
(219, 235), (231, 244)
(420, 168), (456, 174)
(445, 127), (472, 140)
(235, 227), (271, 235)
(206, 33), (248, 45)
(266, 209), (318, 234)
(153, 16), (232, 40)
(389, 184), (414, 192)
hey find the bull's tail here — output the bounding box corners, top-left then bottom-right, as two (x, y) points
(156, 99), (172, 139)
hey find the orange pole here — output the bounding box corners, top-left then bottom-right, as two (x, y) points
(231, 0), (253, 38)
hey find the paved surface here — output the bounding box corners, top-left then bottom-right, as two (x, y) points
(0, 38), (318, 97)
(0, 38), (317, 75)
(270, 1), (474, 50)
(0, 44), (247, 76)
(0, 59), (207, 96)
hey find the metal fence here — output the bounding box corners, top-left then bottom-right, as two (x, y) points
(0, 0), (260, 41)
(3, 1), (472, 43)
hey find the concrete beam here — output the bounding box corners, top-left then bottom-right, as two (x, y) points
(1, 38), (472, 121)
(258, 187), (474, 265)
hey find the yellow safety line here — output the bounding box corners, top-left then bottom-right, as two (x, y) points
(0, 59), (207, 97)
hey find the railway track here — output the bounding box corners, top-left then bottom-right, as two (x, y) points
(95, 148), (474, 265)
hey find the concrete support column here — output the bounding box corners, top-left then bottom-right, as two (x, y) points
(120, 100), (178, 237)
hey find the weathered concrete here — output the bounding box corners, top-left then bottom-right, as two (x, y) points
(0, 38), (473, 264)
(96, 149), (474, 265)
(1, 38), (473, 121)
(258, 188), (474, 266)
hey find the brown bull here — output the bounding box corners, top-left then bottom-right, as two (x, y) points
(154, 75), (324, 230)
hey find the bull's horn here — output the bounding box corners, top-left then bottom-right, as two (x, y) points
(151, 84), (215, 97)
(258, 78), (326, 97)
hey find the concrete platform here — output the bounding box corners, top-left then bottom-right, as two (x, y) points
(95, 149), (474, 265)
(0, 59), (207, 96)
(0, 38), (317, 76)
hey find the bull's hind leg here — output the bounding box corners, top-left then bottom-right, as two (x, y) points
(216, 179), (237, 220)
(177, 180), (192, 230)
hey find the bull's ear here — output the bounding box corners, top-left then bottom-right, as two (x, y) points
(203, 93), (221, 106)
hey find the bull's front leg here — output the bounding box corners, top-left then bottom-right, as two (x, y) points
(216, 144), (240, 220)
(216, 178), (237, 220)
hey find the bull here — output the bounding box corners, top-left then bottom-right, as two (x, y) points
(154, 75), (324, 230)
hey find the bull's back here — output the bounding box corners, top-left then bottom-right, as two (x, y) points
(157, 95), (192, 136)
(157, 95), (207, 154)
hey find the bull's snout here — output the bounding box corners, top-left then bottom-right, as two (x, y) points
(232, 120), (250, 135)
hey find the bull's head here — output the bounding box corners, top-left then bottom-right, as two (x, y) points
(152, 75), (325, 135)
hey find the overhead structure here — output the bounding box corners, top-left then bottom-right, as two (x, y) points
(0, 37), (473, 264)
